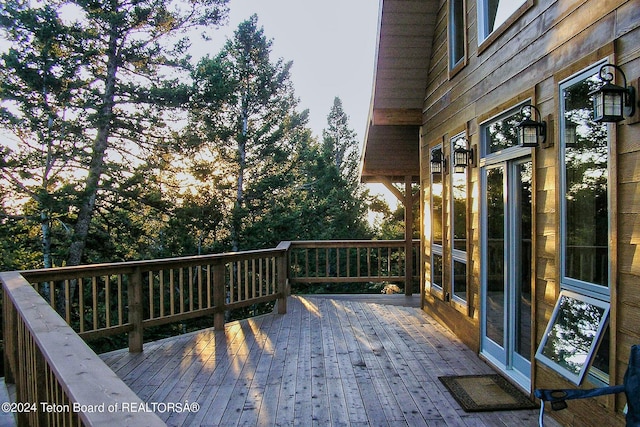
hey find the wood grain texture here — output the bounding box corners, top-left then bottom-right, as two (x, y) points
(103, 296), (560, 427)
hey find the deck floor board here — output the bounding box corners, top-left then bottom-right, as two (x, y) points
(101, 295), (561, 427)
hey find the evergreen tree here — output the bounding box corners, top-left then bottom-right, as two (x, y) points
(322, 97), (360, 183)
(186, 15), (303, 251)
(0, 0), (229, 266)
(315, 97), (372, 239)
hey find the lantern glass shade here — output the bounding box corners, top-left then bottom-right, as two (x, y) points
(431, 152), (443, 174)
(453, 148), (469, 172)
(591, 82), (626, 123)
(590, 63), (636, 123)
(518, 117), (541, 148)
(516, 104), (546, 148)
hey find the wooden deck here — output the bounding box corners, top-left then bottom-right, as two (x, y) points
(101, 296), (559, 426)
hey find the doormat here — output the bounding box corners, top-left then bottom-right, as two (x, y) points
(438, 374), (538, 412)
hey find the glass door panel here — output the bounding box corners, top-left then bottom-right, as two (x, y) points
(485, 166), (505, 348)
(513, 161), (532, 375)
(482, 159), (532, 390)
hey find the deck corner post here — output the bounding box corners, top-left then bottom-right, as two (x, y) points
(276, 251), (288, 314)
(404, 175), (415, 296)
(213, 261), (226, 330)
(128, 267), (144, 353)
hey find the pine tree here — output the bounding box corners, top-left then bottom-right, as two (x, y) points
(186, 15), (303, 251)
(316, 97), (372, 239)
(0, 0), (229, 266)
(322, 97), (360, 182)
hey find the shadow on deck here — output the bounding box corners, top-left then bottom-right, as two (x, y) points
(101, 295), (557, 426)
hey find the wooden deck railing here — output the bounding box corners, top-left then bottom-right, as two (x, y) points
(1, 271), (165, 426)
(1, 239), (417, 426)
(288, 240), (420, 286)
(18, 242), (290, 352)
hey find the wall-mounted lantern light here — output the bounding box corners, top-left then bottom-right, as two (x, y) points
(430, 150), (445, 175)
(517, 104), (546, 148)
(590, 63), (636, 123)
(453, 140), (474, 173)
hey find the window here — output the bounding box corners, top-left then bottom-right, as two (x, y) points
(557, 60), (611, 382)
(482, 103), (528, 157)
(477, 0), (527, 45)
(535, 291), (610, 385)
(431, 145), (444, 291)
(451, 134), (467, 302)
(560, 62), (609, 294)
(449, 0), (466, 72)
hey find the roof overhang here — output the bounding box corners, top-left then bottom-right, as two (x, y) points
(360, 0), (439, 184)
(361, 125), (421, 183)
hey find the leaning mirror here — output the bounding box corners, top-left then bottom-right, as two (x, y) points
(535, 290), (610, 385)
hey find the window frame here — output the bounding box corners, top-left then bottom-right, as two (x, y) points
(480, 102), (532, 166)
(430, 144), (445, 294)
(476, 0), (532, 54)
(535, 290), (610, 385)
(555, 58), (613, 385)
(448, 0), (467, 77)
(558, 60), (611, 300)
(450, 132), (468, 304)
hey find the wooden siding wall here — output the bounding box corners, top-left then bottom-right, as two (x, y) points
(419, 1), (640, 426)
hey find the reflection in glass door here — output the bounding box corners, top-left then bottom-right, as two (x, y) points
(485, 166), (505, 348)
(481, 159), (532, 390)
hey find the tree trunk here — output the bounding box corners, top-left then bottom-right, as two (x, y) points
(231, 113), (248, 252)
(40, 210), (53, 303)
(67, 29), (119, 266)
(231, 140), (246, 251)
(41, 211), (52, 269)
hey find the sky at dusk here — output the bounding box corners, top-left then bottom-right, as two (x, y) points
(193, 0), (394, 206)
(0, 0), (392, 204)
(197, 0), (381, 141)
(0, 1), (380, 141)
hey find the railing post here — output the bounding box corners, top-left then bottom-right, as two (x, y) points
(404, 176), (414, 295)
(128, 267), (144, 352)
(2, 288), (16, 385)
(213, 261), (226, 330)
(276, 251), (288, 314)
(35, 350), (49, 426)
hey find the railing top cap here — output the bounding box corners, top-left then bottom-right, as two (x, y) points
(11, 240), (417, 280)
(18, 246), (290, 279)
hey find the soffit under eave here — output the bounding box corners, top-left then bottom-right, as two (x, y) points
(370, 0), (439, 115)
(360, 0), (438, 184)
(360, 124), (420, 184)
